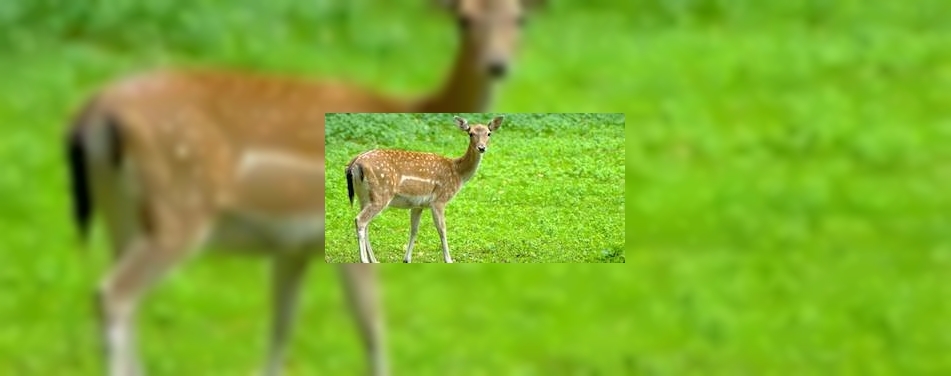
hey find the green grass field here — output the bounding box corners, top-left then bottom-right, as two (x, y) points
(324, 113), (625, 263)
(1, 0), (950, 374)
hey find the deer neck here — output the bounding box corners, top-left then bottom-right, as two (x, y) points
(453, 142), (483, 183)
(413, 39), (496, 112)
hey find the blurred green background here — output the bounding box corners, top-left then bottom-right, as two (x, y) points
(0, 0), (949, 374)
(324, 113), (625, 263)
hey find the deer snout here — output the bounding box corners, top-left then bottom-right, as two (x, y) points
(486, 61), (508, 78)
(477, 145), (487, 153)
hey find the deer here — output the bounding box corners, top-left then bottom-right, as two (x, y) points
(63, 0), (544, 375)
(345, 116), (503, 263)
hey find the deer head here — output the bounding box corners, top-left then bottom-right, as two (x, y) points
(439, 0), (547, 79)
(454, 115), (503, 153)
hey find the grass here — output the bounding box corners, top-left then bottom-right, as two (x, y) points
(1, 0), (949, 374)
(324, 113), (625, 263)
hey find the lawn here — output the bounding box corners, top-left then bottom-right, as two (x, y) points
(324, 113), (625, 263)
(1, 0), (949, 374)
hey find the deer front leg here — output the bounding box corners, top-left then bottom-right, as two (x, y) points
(338, 264), (388, 376)
(430, 203), (454, 263)
(403, 208), (423, 263)
(262, 253), (311, 376)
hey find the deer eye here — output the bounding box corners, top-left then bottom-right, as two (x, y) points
(488, 132), (492, 136)
(469, 132), (475, 136)
(458, 16), (472, 30)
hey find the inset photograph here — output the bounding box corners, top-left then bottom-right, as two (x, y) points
(325, 113), (625, 263)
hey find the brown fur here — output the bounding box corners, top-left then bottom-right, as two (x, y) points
(64, 1), (542, 375)
(348, 116), (503, 263)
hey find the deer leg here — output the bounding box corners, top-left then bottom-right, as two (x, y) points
(430, 203), (454, 263)
(262, 253), (311, 376)
(403, 208), (423, 263)
(355, 203), (385, 263)
(338, 264), (388, 376)
(353, 217), (368, 263)
(89, 162), (139, 262)
(97, 222), (205, 376)
(366, 237), (379, 264)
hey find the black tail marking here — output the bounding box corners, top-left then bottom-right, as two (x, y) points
(67, 113), (123, 243)
(67, 128), (92, 242)
(346, 165), (355, 207)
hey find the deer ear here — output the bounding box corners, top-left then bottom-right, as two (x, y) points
(454, 116), (470, 131)
(488, 116), (504, 131)
(435, 0), (458, 10)
(522, 0), (547, 10)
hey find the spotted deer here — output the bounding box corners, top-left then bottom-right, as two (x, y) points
(345, 116), (503, 263)
(64, 1), (543, 375)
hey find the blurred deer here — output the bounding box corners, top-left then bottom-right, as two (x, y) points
(346, 116), (503, 263)
(64, 0), (543, 375)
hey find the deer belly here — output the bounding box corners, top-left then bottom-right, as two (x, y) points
(389, 175), (439, 208)
(389, 194), (435, 209)
(206, 211), (325, 254)
(233, 150), (325, 213)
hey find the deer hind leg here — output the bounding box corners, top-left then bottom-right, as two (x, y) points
(338, 264), (388, 376)
(403, 208), (423, 263)
(262, 252), (312, 376)
(354, 202), (385, 263)
(430, 203), (454, 263)
(365, 233), (379, 264)
(88, 155), (141, 262)
(97, 204), (210, 376)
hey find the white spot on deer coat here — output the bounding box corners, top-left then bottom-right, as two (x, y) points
(176, 144), (189, 159)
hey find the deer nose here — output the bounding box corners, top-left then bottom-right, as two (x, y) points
(477, 145), (486, 153)
(486, 61), (508, 78)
